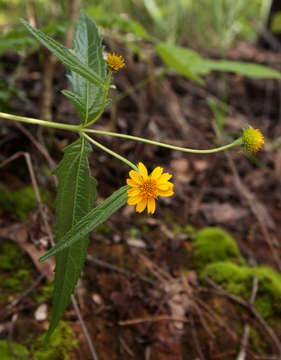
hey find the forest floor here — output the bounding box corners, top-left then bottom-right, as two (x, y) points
(0, 39), (281, 360)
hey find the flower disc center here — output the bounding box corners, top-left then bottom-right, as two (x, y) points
(141, 179), (157, 198)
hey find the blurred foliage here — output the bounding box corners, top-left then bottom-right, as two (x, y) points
(0, 241), (34, 305)
(270, 10), (281, 33)
(0, 185), (42, 220)
(85, 0), (272, 50)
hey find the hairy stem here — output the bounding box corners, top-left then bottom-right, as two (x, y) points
(82, 132), (138, 171)
(82, 128), (242, 154)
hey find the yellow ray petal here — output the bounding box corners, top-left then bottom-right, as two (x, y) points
(151, 166), (163, 180)
(147, 198), (156, 214)
(158, 173), (172, 183)
(137, 162), (148, 178)
(136, 198), (147, 213)
(127, 188), (140, 196)
(129, 170), (143, 184)
(157, 189), (174, 197)
(157, 183), (170, 191)
(126, 178), (139, 187)
(127, 195), (142, 205)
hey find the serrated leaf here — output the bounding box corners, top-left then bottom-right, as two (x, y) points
(20, 18), (105, 89)
(39, 186), (129, 262)
(68, 11), (107, 124)
(46, 137), (97, 338)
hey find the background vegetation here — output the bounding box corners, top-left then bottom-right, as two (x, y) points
(0, 0), (281, 359)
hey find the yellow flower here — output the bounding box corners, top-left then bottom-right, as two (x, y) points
(126, 162), (174, 214)
(106, 52), (125, 71)
(242, 127), (264, 153)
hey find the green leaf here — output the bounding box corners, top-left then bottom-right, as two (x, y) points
(90, 10), (150, 40)
(0, 29), (38, 54)
(20, 18), (105, 89)
(155, 42), (281, 80)
(39, 186), (129, 262)
(46, 137), (97, 338)
(203, 60), (281, 79)
(155, 42), (205, 84)
(67, 11), (107, 124)
(271, 11), (281, 34)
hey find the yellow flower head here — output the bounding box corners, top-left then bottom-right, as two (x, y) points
(126, 162), (174, 214)
(242, 127), (264, 153)
(106, 52), (125, 71)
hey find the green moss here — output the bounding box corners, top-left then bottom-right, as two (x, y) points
(202, 261), (281, 319)
(0, 185), (49, 220)
(96, 223), (111, 235)
(192, 227), (245, 268)
(0, 340), (29, 359)
(0, 322), (76, 360)
(0, 242), (22, 270)
(2, 269), (30, 290)
(0, 241), (34, 304)
(32, 322), (77, 360)
(32, 280), (53, 302)
(250, 328), (267, 353)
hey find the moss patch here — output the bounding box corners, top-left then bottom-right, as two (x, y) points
(0, 185), (49, 220)
(0, 322), (76, 360)
(32, 321), (77, 360)
(0, 340), (29, 360)
(32, 279), (53, 302)
(0, 241), (35, 305)
(192, 227), (245, 268)
(202, 261), (281, 319)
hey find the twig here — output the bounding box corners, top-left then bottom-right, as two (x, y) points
(236, 276), (259, 360)
(225, 152), (281, 271)
(71, 295), (99, 360)
(119, 336), (135, 358)
(205, 276), (281, 355)
(86, 255), (156, 286)
(119, 315), (189, 326)
(6, 273), (45, 309)
(189, 313), (206, 360)
(13, 122), (57, 173)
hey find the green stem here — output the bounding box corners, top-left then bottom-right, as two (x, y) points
(82, 132), (138, 171)
(0, 112), (81, 132)
(82, 128), (242, 154)
(84, 71), (112, 127)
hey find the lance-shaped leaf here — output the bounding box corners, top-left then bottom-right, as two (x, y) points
(46, 137), (97, 338)
(20, 18), (105, 89)
(39, 185), (129, 262)
(64, 11), (108, 124)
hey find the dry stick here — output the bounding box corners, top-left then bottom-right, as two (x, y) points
(205, 276), (281, 356)
(119, 315), (189, 326)
(65, 0), (81, 48)
(0, 151), (98, 360)
(6, 273), (45, 309)
(189, 313), (206, 360)
(180, 272), (215, 340)
(13, 122), (57, 173)
(86, 255), (156, 286)
(225, 152), (281, 271)
(236, 276), (259, 360)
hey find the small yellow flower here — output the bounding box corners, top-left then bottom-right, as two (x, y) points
(242, 127), (264, 153)
(106, 52), (125, 71)
(126, 162), (174, 214)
